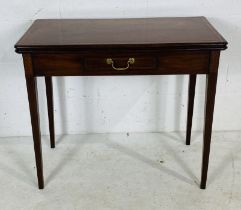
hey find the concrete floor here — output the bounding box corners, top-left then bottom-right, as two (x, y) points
(0, 132), (241, 210)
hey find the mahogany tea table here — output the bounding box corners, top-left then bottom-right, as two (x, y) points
(15, 17), (228, 189)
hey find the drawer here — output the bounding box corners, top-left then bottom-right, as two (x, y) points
(32, 51), (210, 76)
(84, 55), (157, 75)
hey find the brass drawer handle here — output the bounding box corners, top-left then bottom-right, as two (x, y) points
(106, 58), (135, 71)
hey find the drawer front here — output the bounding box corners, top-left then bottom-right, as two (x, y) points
(84, 55), (157, 75)
(32, 51), (210, 76)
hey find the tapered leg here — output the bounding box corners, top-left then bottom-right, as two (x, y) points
(200, 73), (218, 189)
(25, 76), (44, 189)
(186, 74), (197, 145)
(200, 51), (220, 189)
(45, 77), (55, 148)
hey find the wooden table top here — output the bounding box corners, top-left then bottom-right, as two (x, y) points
(15, 17), (227, 53)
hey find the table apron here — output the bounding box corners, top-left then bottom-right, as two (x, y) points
(31, 51), (211, 76)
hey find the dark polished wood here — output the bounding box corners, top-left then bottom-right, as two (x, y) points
(23, 54), (44, 189)
(201, 51), (220, 189)
(15, 17), (227, 189)
(45, 77), (55, 148)
(32, 51), (210, 76)
(15, 17), (227, 53)
(186, 75), (197, 145)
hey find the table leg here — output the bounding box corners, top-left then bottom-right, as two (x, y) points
(25, 76), (44, 189)
(200, 72), (218, 189)
(200, 51), (220, 189)
(45, 76), (55, 148)
(186, 74), (196, 145)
